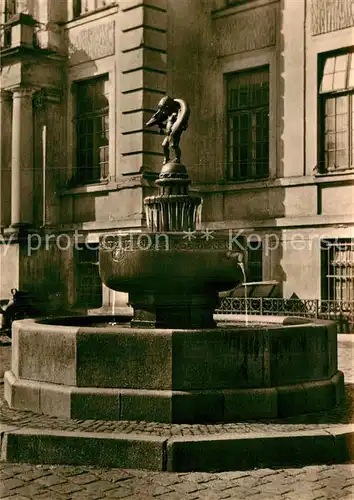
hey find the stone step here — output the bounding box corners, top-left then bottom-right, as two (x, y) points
(1, 424), (353, 472)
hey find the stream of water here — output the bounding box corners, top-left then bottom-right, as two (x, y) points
(111, 290), (116, 325)
(238, 261), (248, 326)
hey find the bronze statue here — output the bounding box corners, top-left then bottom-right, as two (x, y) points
(146, 96), (190, 164)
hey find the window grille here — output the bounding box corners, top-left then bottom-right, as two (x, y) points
(319, 51), (354, 172)
(321, 239), (354, 302)
(226, 66), (269, 180)
(75, 244), (102, 308)
(75, 75), (109, 185)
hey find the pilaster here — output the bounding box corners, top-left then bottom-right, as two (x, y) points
(281, 0), (305, 177)
(32, 88), (63, 228)
(120, 0), (167, 176)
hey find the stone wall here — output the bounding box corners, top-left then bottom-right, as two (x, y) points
(19, 242), (66, 312)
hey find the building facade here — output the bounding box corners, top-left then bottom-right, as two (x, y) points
(0, 0), (353, 314)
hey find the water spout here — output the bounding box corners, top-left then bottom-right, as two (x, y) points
(237, 261), (248, 326)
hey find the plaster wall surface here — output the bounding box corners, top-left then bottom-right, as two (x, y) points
(280, 225), (354, 300)
(0, 244), (19, 297)
(320, 185), (354, 217)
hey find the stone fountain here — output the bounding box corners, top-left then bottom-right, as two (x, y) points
(4, 97), (344, 426)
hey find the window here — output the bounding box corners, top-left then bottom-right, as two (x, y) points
(247, 241), (263, 282)
(1, 0), (15, 47)
(226, 66), (269, 180)
(75, 244), (102, 308)
(73, 0), (116, 17)
(75, 75), (109, 185)
(319, 51), (354, 173)
(321, 239), (354, 302)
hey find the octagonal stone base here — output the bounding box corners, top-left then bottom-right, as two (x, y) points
(4, 317), (344, 423)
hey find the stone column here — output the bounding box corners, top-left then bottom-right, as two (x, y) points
(10, 87), (36, 229)
(0, 90), (12, 230)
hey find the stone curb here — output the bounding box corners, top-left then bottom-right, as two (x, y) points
(0, 428), (167, 471)
(1, 424), (353, 472)
(3, 369), (345, 422)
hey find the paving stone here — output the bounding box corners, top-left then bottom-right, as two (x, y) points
(97, 469), (136, 483)
(192, 492), (234, 500)
(245, 468), (281, 479)
(255, 482), (294, 495)
(213, 486), (261, 497)
(218, 476), (260, 489)
(342, 484), (354, 492)
(8, 484), (45, 497)
(172, 481), (208, 493)
(1, 496), (30, 500)
(16, 469), (52, 481)
(192, 473), (220, 484)
(149, 484), (175, 496)
(245, 493), (281, 500)
(30, 491), (72, 500)
(149, 474), (181, 486)
(0, 467), (18, 479)
(214, 471), (252, 480)
(163, 494), (205, 500)
(105, 487), (135, 498)
(50, 482), (84, 494)
(84, 480), (122, 493)
(0, 464), (34, 474)
(70, 473), (100, 485)
(1, 477), (26, 490)
(35, 474), (67, 487)
(120, 496), (153, 500)
(70, 492), (107, 500)
(56, 466), (92, 477)
(341, 490), (354, 498)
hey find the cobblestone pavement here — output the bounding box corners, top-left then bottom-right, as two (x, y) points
(1, 339), (353, 499)
(338, 337), (354, 383)
(1, 462), (354, 499)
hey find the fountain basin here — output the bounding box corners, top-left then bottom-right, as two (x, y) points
(4, 315), (344, 423)
(99, 232), (245, 329)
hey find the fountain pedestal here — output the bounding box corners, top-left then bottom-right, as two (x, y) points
(3, 111), (345, 428)
(129, 292), (218, 329)
(1, 99), (346, 470)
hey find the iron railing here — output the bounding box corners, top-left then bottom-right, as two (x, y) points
(216, 297), (354, 333)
